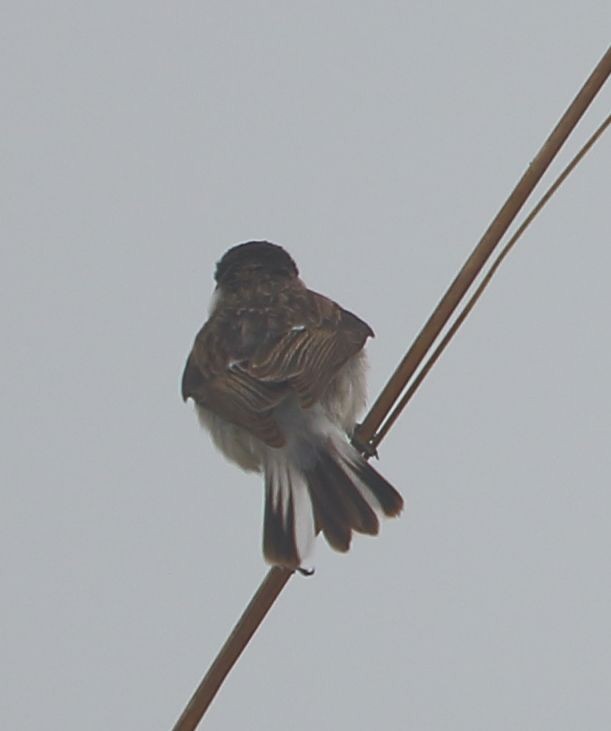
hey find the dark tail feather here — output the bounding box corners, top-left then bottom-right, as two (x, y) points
(305, 442), (403, 554)
(346, 457), (404, 518)
(262, 441), (403, 568)
(263, 477), (301, 569)
(306, 450), (379, 551)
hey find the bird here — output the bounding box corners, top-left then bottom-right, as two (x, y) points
(181, 241), (403, 569)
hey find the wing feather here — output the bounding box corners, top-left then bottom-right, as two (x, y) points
(181, 287), (373, 446)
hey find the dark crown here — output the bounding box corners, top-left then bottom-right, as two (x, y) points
(215, 241), (299, 285)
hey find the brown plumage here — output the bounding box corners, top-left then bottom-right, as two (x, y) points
(182, 241), (403, 568)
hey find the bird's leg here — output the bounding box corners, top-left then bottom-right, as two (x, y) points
(351, 425), (379, 459)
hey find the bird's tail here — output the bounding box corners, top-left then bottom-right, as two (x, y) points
(263, 435), (403, 569)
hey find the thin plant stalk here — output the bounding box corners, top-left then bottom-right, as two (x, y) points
(170, 46), (611, 731)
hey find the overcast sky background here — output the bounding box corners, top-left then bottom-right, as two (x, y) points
(2, 3), (610, 730)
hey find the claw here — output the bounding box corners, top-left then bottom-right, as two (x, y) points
(351, 426), (379, 459)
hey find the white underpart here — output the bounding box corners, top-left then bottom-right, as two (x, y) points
(196, 408), (262, 472)
(196, 351), (367, 471)
(194, 350), (369, 564)
(265, 453), (316, 562)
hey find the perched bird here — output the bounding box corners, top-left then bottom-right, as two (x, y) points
(181, 241), (403, 568)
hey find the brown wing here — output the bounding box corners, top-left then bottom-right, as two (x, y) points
(181, 317), (290, 447)
(246, 290), (373, 407)
(181, 286), (373, 447)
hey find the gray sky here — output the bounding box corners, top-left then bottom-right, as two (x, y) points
(2, 3), (610, 729)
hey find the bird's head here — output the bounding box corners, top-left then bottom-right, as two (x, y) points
(214, 241), (299, 289)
